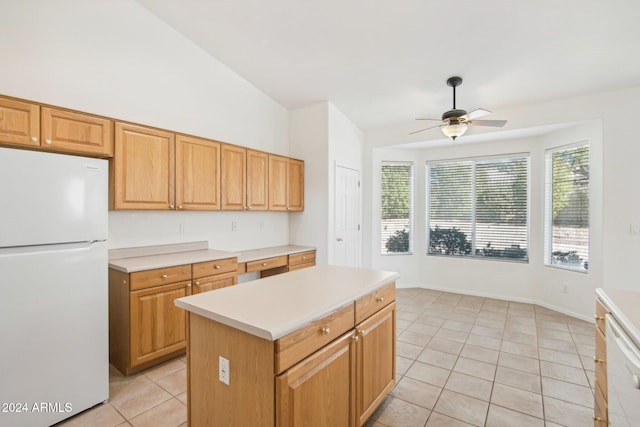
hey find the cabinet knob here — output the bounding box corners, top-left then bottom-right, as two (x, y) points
(352, 335), (359, 343)
(161, 274), (168, 279)
(593, 416), (604, 422)
(593, 356), (605, 364)
(215, 265), (221, 269)
(195, 281), (200, 285)
(169, 204), (175, 209)
(302, 256), (306, 260)
(594, 315), (605, 321)
(358, 329), (366, 336)
(177, 205), (183, 209)
(321, 327), (331, 335)
(262, 262), (268, 266)
(187, 283), (192, 287)
(31, 136), (38, 142)
(376, 296), (385, 303)
(243, 206), (248, 210)
(45, 139), (52, 145)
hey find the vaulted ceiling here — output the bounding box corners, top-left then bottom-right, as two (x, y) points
(135, 0), (640, 134)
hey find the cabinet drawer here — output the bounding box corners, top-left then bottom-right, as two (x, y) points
(192, 272), (237, 294)
(246, 255), (288, 273)
(275, 303), (355, 374)
(595, 325), (607, 397)
(355, 282), (396, 325)
(129, 265), (191, 291)
(289, 251), (315, 267)
(192, 257), (238, 278)
(595, 300), (607, 334)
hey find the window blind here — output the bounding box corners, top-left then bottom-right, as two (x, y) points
(545, 144), (589, 271)
(380, 161), (413, 254)
(427, 155), (529, 260)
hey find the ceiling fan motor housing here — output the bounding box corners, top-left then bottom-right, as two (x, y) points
(442, 109), (467, 121)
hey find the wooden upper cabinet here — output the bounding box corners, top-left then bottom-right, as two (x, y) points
(288, 158), (304, 211)
(175, 134), (221, 211)
(269, 154), (289, 211)
(269, 155), (304, 211)
(247, 149), (268, 211)
(0, 97), (40, 147)
(221, 144), (247, 210)
(112, 122), (175, 210)
(41, 107), (113, 157)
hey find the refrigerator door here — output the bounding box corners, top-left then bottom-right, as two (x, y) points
(0, 147), (108, 248)
(0, 241), (109, 427)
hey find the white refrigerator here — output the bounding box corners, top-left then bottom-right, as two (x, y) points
(0, 147), (109, 426)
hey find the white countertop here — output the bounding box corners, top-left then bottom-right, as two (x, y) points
(596, 288), (640, 348)
(109, 249), (238, 273)
(236, 245), (315, 263)
(174, 264), (399, 341)
(108, 242), (315, 273)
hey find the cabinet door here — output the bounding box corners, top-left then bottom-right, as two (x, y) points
(41, 107), (113, 157)
(221, 144), (246, 210)
(288, 159), (304, 211)
(269, 154), (289, 211)
(0, 97), (40, 147)
(192, 272), (236, 294)
(355, 302), (395, 426)
(113, 122), (175, 210)
(175, 134), (221, 210)
(276, 331), (356, 427)
(247, 149), (269, 210)
(130, 281), (189, 367)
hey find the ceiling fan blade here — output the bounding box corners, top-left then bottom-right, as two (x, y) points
(415, 118), (442, 121)
(409, 124), (443, 135)
(461, 108), (492, 121)
(468, 119), (507, 127)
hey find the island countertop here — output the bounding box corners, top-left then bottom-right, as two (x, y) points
(174, 264), (399, 341)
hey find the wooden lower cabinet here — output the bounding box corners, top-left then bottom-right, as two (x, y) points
(355, 303), (395, 425)
(594, 299), (608, 426)
(192, 272), (236, 294)
(276, 331), (356, 427)
(130, 281), (189, 368)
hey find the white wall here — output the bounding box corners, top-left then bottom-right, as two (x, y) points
(0, 0), (292, 251)
(366, 86), (640, 319)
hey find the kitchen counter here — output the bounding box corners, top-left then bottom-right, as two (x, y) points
(596, 288), (640, 348)
(174, 264), (399, 340)
(108, 241), (315, 273)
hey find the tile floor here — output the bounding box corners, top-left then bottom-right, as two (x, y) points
(57, 288), (596, 427)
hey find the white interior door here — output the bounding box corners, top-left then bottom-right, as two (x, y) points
(334, 165), (361, 267)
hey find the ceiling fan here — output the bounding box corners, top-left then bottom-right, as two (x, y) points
(411, 76), (507, 140)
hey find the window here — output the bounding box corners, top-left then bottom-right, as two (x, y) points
(545, 143), (589, 271)
(427, 155), (529, 260)
(380, 161), (413, 254)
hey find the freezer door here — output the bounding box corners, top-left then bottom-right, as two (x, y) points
(0, 241), (109, 427)
(0, 147), (108, 247)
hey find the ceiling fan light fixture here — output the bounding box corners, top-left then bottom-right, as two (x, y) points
(442, 122), (468, 140)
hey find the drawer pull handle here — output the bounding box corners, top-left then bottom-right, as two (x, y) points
(593, 356), (606, 364)
(321, 327), (331, 335)
(594, 315), (605, 321)
(161, 274), (168, 279)
(593, 415), (604, 422)
(262, 262), (268, 266)
(376, 296), (385, 302)
(215, 265), (221, 269)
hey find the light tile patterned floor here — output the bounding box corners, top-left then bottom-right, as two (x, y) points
(57, 288), (596, 427)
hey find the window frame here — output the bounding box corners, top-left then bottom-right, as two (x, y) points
(380, 160), (414, 256)
(426, 153), (530, 262)
(544, 141), (590, 273)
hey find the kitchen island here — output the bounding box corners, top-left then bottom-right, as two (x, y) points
(175, 264), (399, 427)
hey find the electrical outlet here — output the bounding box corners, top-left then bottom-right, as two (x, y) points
(219, 356), (230, 385)
(562, 283), (568, 294)
(231, 221), (237, 232)
(179, 223), (186, 235)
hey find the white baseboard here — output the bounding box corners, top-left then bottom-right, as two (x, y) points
(400, 283), (592, 323)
